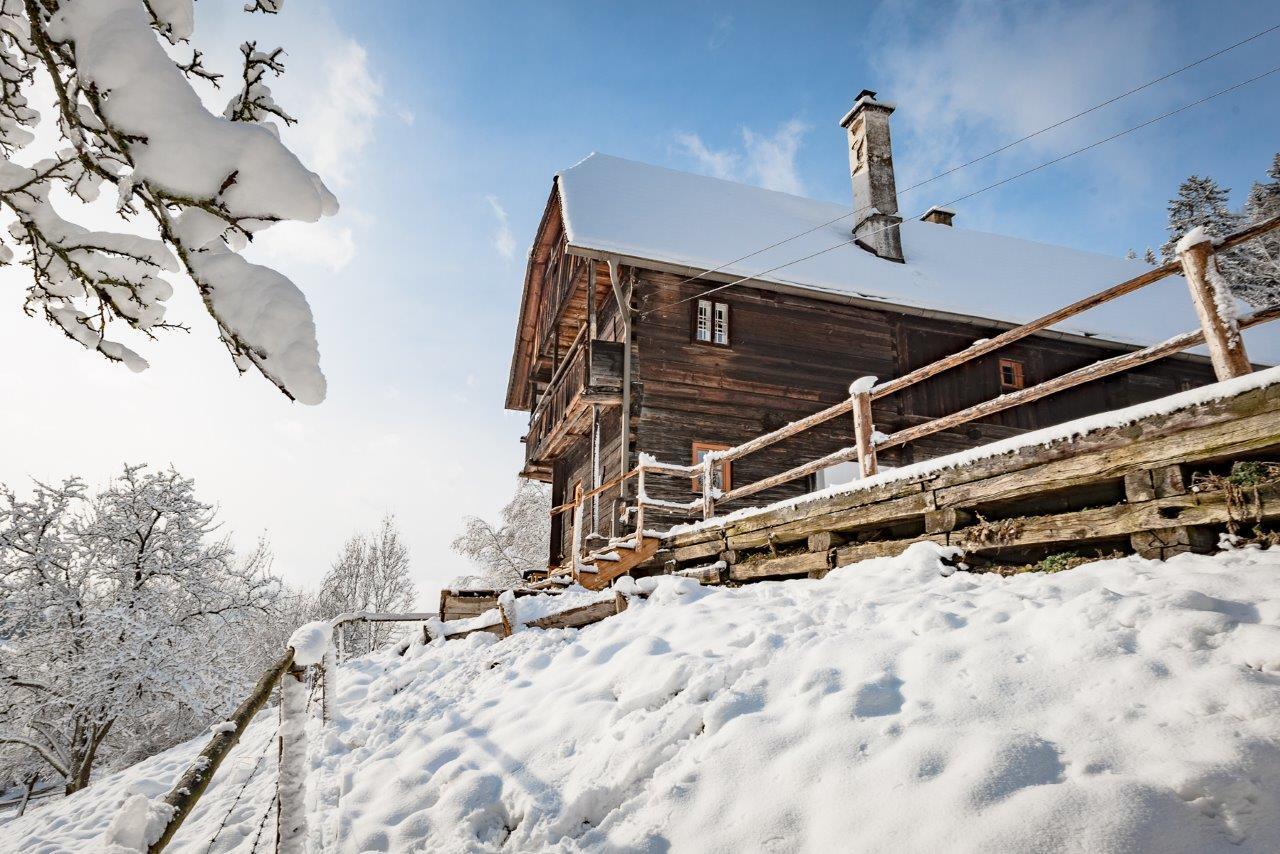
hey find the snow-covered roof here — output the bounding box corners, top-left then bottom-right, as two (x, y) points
(556, 153), (1278, 362)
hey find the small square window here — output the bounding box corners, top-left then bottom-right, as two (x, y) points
(999, 358), (1025, 391)
(691, 442), (732, 493)
(694, 299), (730, 346)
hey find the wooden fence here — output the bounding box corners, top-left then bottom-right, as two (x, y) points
(549, 216), (1280, 576)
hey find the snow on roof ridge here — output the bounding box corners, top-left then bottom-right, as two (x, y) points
(551, 153), (1278, 362)
(561, 152), (1143, 267)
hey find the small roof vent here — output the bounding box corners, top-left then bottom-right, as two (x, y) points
(921, 206), (956, 227)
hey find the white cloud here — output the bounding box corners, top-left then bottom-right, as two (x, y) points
(299, 40), (382, 187)
(741, 119), (807, 195)
(708, 14), (733, 50)
(675, 131), (738, 180)
(676, 119), (809, 195)
(253, 219), (356, 271)
(485, 195), (517, 260)
(870, 0), (1169, 212)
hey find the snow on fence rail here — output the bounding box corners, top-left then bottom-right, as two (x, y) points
(546, 216), (1280, 579)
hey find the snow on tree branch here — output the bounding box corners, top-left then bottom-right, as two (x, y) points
(1, 0), (336, 402)
(451, 479), (551, 588)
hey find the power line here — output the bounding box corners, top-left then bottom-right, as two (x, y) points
(660, 21), (1280, 295)
(645, 61), (1280, 318)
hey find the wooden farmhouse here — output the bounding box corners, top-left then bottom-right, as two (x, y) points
(504, 90), (1227, 571)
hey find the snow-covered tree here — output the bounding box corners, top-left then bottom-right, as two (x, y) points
(0, 465), (281, 794)
(1160, 175), (1240, 262)
(451, 479), (551, 588)
(0, 1), (335, 402)
(1235, 153), (1280, 307)
(319, 515), (416, 648)
(1160, 160), (1280, 308)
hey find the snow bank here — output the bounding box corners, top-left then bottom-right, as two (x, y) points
(9, 547), (1280, 852)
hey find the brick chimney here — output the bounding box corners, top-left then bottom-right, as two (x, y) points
(921, 206), (955, 226)
(840, 90), (903, 263)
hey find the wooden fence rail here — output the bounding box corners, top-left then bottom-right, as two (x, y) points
(603, 216), (1280, 532)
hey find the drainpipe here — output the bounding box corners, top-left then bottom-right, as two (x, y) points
(607, 257), (632, 525)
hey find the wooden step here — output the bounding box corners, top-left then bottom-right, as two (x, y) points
(578, 536), (662, 591)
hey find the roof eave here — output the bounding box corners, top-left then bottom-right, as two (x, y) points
(563, 243), (1216, 365)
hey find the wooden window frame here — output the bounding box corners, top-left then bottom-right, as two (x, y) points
(692, 299), (731, 348)
(998, 358), (1025, 391)
(690, 441), (732, 493)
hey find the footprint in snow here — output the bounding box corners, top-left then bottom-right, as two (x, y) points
(851, 673), (905, 717)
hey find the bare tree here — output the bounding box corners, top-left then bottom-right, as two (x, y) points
(319, 515), (417, 648)
(451, 479), (551, 588)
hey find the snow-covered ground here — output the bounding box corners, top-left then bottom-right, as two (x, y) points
(7, 545), (1280, 853)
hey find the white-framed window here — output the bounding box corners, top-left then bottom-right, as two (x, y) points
(695, 299), (730, 346)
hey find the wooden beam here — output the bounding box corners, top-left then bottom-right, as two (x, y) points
(1178, 238), (1251, 381)
(148, 649), (297, 853)
(880, 307), (1276, 453)
(851, 388), (878, 477)
(729, 549), (831, 582)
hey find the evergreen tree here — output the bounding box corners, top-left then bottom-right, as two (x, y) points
(1161, 161), (1280, 308)
(1234, 153), (1280, 307)
(1159, 175), (1240, 262)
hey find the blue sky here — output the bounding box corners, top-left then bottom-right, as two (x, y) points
(1, 1), (1277, 601)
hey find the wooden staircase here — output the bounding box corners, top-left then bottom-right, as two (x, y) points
(574, 533), (661, 590)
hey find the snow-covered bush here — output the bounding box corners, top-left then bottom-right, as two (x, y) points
(0, 0), (335, 402)
(0, 464), (285, 794)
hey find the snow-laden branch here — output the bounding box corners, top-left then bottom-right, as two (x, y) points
(1, 0), (336, 402)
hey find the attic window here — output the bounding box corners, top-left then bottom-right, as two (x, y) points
(999, 358), (1025, 391)
(695, 299), (730, 346)
(691, 442), (731, 493)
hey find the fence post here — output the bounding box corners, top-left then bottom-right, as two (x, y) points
(1178, 235), (1251, 381)
(700, 455), (716, 520)
(570, 483), (584, 580)
(634, 466), (646, 545)
(276, 663), (308, 854)
(851, 386), (879, 478)
(321, 647), (336, 725)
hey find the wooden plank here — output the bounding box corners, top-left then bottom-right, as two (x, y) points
(671, 538), (725, 563)
(729, 549), (831, 581)
(934, 402), (1280, 510)
(948, 483), (1280, 553)
(527, 599), (619, 630)
(835, 535), (947, 565)
(1178, 239), (1251, 381)
(726, 491), (931, 550)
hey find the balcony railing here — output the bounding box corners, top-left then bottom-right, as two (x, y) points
(525, 337), (624, 465)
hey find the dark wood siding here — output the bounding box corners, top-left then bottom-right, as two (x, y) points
(543, 264), (1219, 549)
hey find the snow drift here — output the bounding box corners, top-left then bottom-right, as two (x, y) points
(7, 545), (1280, 853)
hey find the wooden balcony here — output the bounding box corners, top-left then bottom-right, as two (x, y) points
(522, 339), (624, 478)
